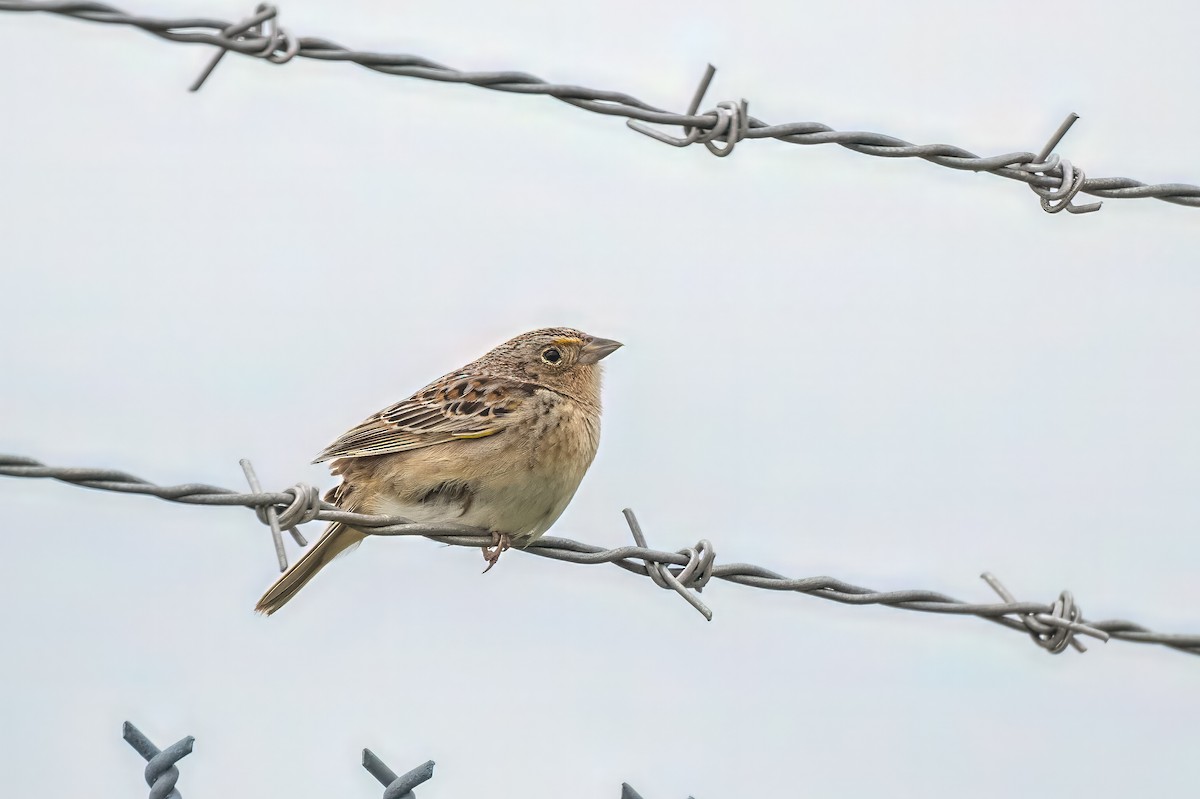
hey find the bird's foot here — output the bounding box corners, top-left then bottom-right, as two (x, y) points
(481, 532), (511, 574)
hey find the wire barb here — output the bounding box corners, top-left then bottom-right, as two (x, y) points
(362, 750), (436, 799)
(626, 63), (717, 147)
(2, 1), (1198, 210)
(188, 2), (298, 92)
(122, 721), (195, 799)
(3, 453), (1199, 657)
(240, 459), (315, 571)
(626, 64), (749, 157)
(980, 573), (1107, 654)
(1019, 113), (1103, 215)
(623, 508), (715, 620)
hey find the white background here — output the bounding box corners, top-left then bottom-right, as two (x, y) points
(1, 1), (1198, 796)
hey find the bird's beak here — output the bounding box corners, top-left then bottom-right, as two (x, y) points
(579, 336), (623, 364)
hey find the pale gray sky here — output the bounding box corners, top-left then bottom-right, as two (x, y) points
(2, 1), (1198, 797)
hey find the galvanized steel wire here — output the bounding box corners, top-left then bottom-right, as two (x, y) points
(122, 721), (440, 799)
(121, 721), (674, 798)
(4, 453), (1198, 657)
(123, 722), (194, 799)
(2, 0), (1199, 211)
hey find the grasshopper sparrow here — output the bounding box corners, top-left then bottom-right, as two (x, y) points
(255, 327), (622, 615)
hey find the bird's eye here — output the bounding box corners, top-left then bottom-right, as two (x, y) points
(541, 347), (562, 364)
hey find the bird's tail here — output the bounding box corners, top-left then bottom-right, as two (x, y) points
(254, 522), (365, 615)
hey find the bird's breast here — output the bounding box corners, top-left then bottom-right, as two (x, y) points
(461, 392), (600, 537)
(520, 392), (600, 469)
(366, 392), (602, 539)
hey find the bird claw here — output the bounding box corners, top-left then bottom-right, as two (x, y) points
(481, 532), (511, 574)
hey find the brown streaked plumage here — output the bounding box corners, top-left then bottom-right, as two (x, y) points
(254, 327), (622, 615)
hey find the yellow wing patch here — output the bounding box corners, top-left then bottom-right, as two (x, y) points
(450, 428), (502, 440)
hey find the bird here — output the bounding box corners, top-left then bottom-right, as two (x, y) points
(254, 327), (623, 615)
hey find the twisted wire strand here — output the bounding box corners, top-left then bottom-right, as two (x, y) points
(3, 454), (1198, 657)
(2, 0), (1198, 209)
(122, 722), (194, 799)
(361, 750), (436, 799)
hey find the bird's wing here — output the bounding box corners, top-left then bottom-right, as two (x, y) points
(312, 373), (536, 462)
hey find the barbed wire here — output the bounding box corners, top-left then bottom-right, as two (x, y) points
(122, 722), (442, 798)
(361, 750), (435, 799)
(3, 1), (1199, 212)
(3, 453), (1198, 658)
(120, 721), (683, 798)
(123, 722), (194, 799)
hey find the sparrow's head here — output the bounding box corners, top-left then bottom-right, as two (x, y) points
(475, 327), (623, 403)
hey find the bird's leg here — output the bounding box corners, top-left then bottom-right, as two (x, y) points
(481, 531), (511, 574)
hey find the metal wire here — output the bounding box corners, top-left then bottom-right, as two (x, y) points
(116, 725), (675, 798)
(121, 725), (440, 798)
(123, 721), (194, 799)
(4, 454), (1198, 657)
(362, 750), (435, 799)
(2, 1), (1198, 212)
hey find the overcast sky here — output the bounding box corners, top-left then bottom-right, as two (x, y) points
(2, 1), (1198, 797)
